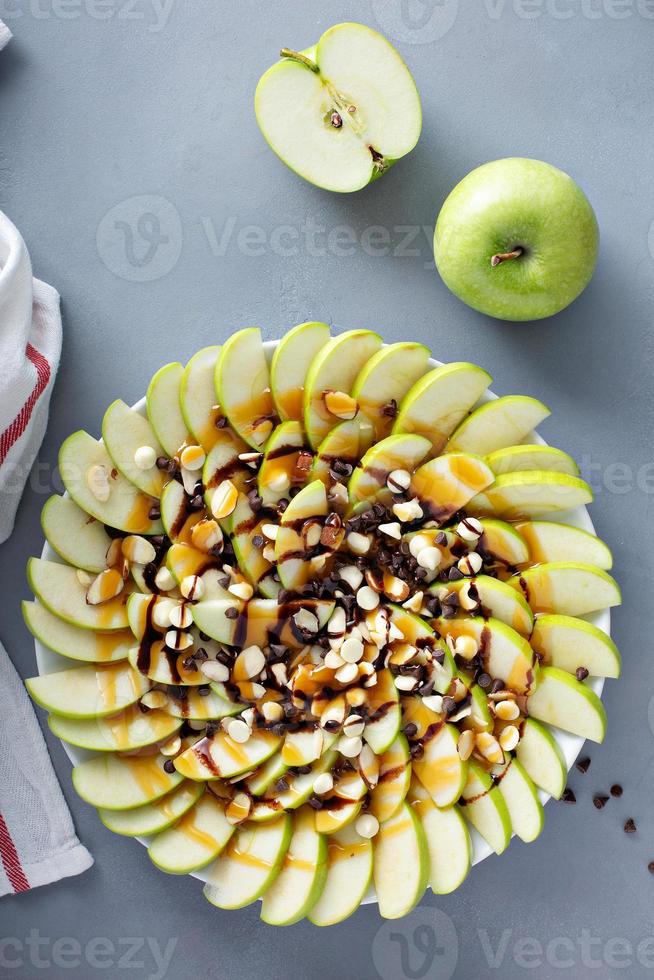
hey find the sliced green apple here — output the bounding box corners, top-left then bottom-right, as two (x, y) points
(281, 728), (326, 767)
(393, 362), (492, 454)
(23, 601), (132, 664)
(309, 417), (373, 486)
(487, 444), (579, 476)
(275, 479), (328, 590)
(434, 617), (537, 694)
(192, 598), (334, 649)
(308, 822), (373, 926)
(41, 495), (112, 573)
(224, 493), (279, 599)
(99, 781), (203, 837)
(59, 431), (162, 535)
(315, 797), (363, 836)
(526, 666), (606, 742)
(461, 759), (512, 855)
(374, 801), (429, 919)
(26, 662), (150, 720)
(411, 452), (494, 521)
(412, 723), (466, 807)
(494, 758), (544, 843)
(180, 346), (222, 451)
(28, 558), (130, 631)
(436, 575), (534, 635)
(530, 614), (620, 678)
(201, 427), (249, 514)
(468, 471), (593, 520)
(148, 793), (234, 874)
(252, 749), (338, 822)
(48, 704), (180, 751)
(408, 780), (471, 894)
(515, 718), (566, 799)
(462, 684), (493, 733)
(270, 321), (330, 421)
(72, 753), (184, 810)
(175, 729), (282, 781)
(165, 688), (242, 721)
(303, 329), (381, 450)
(128, 641), (206, 687)
(509, 562), (621, 616)
(203, 813), (292, 909)
(261, 807), (328, 925)
(348, 433), (431, 511)
(476, 518), (529, 566)
(368, 734), (411, 823)
(160, 481), (204, 545)
(258, 420), (307, 507)
(363, 668), (401, 754)
(516, 520), (613, 569)
(351, 342), (429, 441)
(214, 328), (276, 449)
(146, 361), (190, 458)
(102, 399), (166, 498)
(447, 395), (551, 455)
(244, 752), (288, 797)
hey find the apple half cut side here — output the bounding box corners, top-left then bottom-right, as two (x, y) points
(255, 23), (422, 193)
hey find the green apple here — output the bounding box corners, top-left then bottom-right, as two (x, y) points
(201, 428), (249, 513)
(374, 801), (429, 919)
(59, 431), (162, 535)
(362, 668), (401, 754)
(175, 729), (282, 781)
(307, 823), (373, 926)
(315, 797), (363, 836)
(474, 518), (529, 566)
(180, 346), (222, 451)
(461, 760), (512, 855)
(281, 728), (327, 767)
(102, 400), (166, 499)
(27, 661), (149, 720)
(494, 759), (544, 843)
(527, 666), (606, 742)
(160, 481), (201, 545)
(368, 735), (411, 823)
(127, 640), (206, 687)
(348, 433), (431, 510)
(515, 718), (567, 799)
(275, 479), (328, 590)
(41, 495), (112, 574)
(192, 597), (334, 649)
(412, 723), (467, 808)
(215, 328), (277, 449)
(261, 808), (328, 926)
(487, 445), (579, 477)
(516, 520), (613, 569)
(255, 23), (421, 193)
(411, 452), (494, 521)
(408, 780), (471, 895)
(251, 749), (338, 822)
(508, 561), (621, 616)
(73, 752), (184, 810)
(244, 752), (289, 797)
(99, 781), (203, 837)
(351, 342), (429, 441)
(310, 417), (373, 486)
(270, 321), (330, 421)
(447, 395), (550, 455)
(530, 614), (620, 678)
(434, 158), (599, 321)
(22, 601), (132, 664)
(435, 575), (534, 636)
(257, 420), (307, 507)
(28, 558), (130, 631)
(146, 361), (190, 458)
(434, 617), (536, 695)
(164, 687), (242, 721)
(393, 362), (492, 455)
(148, 793), (234, 874)
(304, 329), (381, 450)
(203, 813), (292, 909)
(221, 493), (279, 599)
(469, 471), (593, 520)
(48, 703), (181, 752)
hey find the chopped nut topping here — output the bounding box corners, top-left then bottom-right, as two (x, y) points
(211, 480), (238, 520)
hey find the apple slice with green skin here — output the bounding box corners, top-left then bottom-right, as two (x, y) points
(127, 640), (206, 687)
(203, 813), (292, 910)
(23, 601), (132, 664)
(255, 24), (421, 194)
(215, 328), (277, 449)
(374, 801), (429, 920)
(447, 396), (551, 455)
(526, 666), (606, 742)
(257, 420), (307, 507)
(49, 703), (181, 752)
(393, 362), (492, 455)
(348, 433), (431, 511)
(148, 793), (234, 874)
(59, 431), (162, 535)
(28, 558), (130, 631)
(469, 471), (593, 521)
(509, 562), (621, 616)
(73, 753), (184, 810)
(102, 400), (166, 499)
(461, 683), (493, 733)
(146, 362), (190, 458)
(411, 452), (494, 521)
(270, 321), (330, 421)
(515, 718), (566, 799)
(387, 606), (455, 694)
(175, 729), (282, 781)
(412, 723), (467, 807)
(223, 493), (279, 599)
(99, 781), (204, 837)
(530, 614), (620, 678)
(309, 417), (373, 486)
(304, 329), (381, 450)
(192, 598), (334, 649)
(368, 734), (411, 823)
(408, 780), (471, 895)
(434, 617), (537, 695)
(275, 479), (328, 590)
(252, 749), (338, 822)
(315, 769), (367, 835)
(476, 518), (529, 566)
(487, 445), (579, 477)
(160, 481), (204, 545)
(461, 760), (512, 855)
(308, 823), (373, 926)
(26, 662), (150, 720)
(494, 758), (544, 843)
(281, 729), (327, 767)
(165, 688), (242, 721)
(180, 346), (222, 451)
(244, 752), (288, 797)
(261, 808), (328, 926)
(363, 668), (401, 755)
(350, 342), (430, 441)
(516, 520), (613, 569)
(41, 496), (112, 573)
(201, 427), (249, 512)
(162, 545), (229, 601)
(434, 575), (534, 636)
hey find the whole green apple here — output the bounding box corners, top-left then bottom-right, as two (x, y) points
(433, 158), (599, 321)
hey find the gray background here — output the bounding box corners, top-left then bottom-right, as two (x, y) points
(1, 1), (653, 977)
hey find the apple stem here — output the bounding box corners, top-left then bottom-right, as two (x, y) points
(490, 247), (523, 267)
(279, 48), (319, 73)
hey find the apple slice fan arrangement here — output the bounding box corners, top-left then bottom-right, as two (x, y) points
(23, 24), (620, 926)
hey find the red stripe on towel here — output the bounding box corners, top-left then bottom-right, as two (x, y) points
(0, 343), (51, 466)
(0, 812), (30, 893)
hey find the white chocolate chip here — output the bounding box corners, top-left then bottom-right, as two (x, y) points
(160, 735), (182, 757)
(356, 586), (379, 611)
(458, 552), (483, 576)
(457, 517), (483, 542)
(499, 725), (520, 752)
(152, 598), (179, 630)
(86, 464), (111, 502)
(355, 813), (379, 839)
(338, 565), (364, 590)
(312, 772), (334, 796)
(416, 546), (441, 571)
(169, 603), (193, 629)
(458, 585), (479, 612)
(338, 734), (363, 758)
(494, 699), (521, 721)
(378, 521), (401, 541)
(165, 629), (194, 651)
(191, 519), (223, 554)
(335, 662), (359, 685)
(134, 445), (157, 470)
(343, 714), (365, 738)
(154, 567), (176, 591)
(293, 608), (320, 634)
(394, 674), (418, 692)
(261, 523), (279, 541)
(454, 635), (478, 660)
(392, 498), (423, 523)
(327, 606), (346, 637)
(262, 701), (284, 723)
(200, 660), (230, 683)
(346, 532), (371, 556)
(122, 535), (157, 565)
(324, 389), (358, 420)
(180, 574), (204, 601)
(340, 637), (364, 664)
(229, 580), (254, 601)
(267, 471), (290, 493)
(387, 469), (411, 493)
(408, 533), (431, 558)
(324, 650), (345, 669)
(226, 718), (252, 743)
(86, 568), (124, 605)
(210, 479), (238, 520)
(140, 690), (168, 710)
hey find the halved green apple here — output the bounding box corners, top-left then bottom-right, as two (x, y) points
(148, 793), (234, 874)
(102, 400), (166, 498)
(27, 662), (150, 720)
(307, 823), (373, 926)
(374, 801), (429, 919)
(215, 328), (276, 448)
(526, 666), (606, 742)
(461, 759), (512, 855)
(515, 718), (566, 799)
(270, 321), (330, 421)
(48, 704), (180, 751)
(99, 781), (203, 837)
(23, 601), (132, 664)
(447, 395), (551, 455)
(73, 753), (184, 810)
(530, 614), (620, 678)
(509, 562), (621, 616)
(28, 558), (130, 631)
(41, 496), (112, 574)
(261, 808), (328, 926)
(257, 420), (307, 507)
(516, 520), (613, 569)
(351, 342), (429, 441)
(411, 452), (494, 521)
(494, 758), (544, 843)
(203, 813), (292, 909)
(434, 617), (537, 694)
(255, 23), (421, 193)
(146, 361), (189, 458)
(468, 471), (593, 520)
(487, 444), (579, 476)
(348, 433), (431, 510)
(180, 346), (222, 451)
(408, 780), (471, 895)
(412, 723), (466, 807)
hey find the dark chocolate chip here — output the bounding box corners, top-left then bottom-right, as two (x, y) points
(576, 756), (591, 773)
(225, 607), (239, 619)
(575, 666), (589, 681)
(610, 784), (623, 798)
(593, 794), (609, 810)
(624, 818), (637, 834)
(163, 760), (176, 773)
(561, 788), (576, 804)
